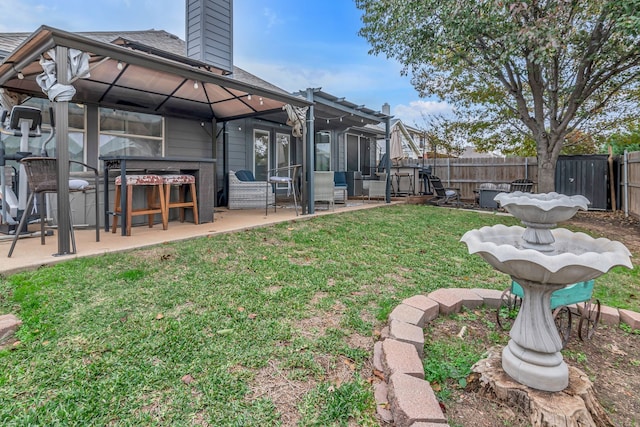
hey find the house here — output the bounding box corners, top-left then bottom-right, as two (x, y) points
(371, 111), (426, 164)
(0, 0), (390, 253)
(458, 146), (502, 158)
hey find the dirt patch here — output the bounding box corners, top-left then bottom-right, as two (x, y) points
(566, 209), (640, 255)
(432, 308), (640, 427)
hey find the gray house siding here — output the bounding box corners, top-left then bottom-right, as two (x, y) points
(336, 132), (346, 171)
(165, 117), (213, 158)
(224, 119), (249, 173)
(186, 0), (233, 74)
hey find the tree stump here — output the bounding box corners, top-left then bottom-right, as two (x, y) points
(472, 348), (614, 427)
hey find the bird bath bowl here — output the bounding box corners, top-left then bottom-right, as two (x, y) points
(494, 192), (589, 252)
(461, 201), (632, 392)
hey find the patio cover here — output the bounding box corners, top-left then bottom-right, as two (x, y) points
(0, 25), (310, 255)
(0, 26), (310, 121)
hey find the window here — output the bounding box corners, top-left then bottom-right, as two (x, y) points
(315, 131), (331, 171)
(98, 108), (163, 158)
(254, 129), (269, 180)
(3, 98), (86, 171)
(346, 133), (372, 176)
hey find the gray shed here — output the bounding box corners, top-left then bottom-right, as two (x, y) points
(555, 155), (609, 210)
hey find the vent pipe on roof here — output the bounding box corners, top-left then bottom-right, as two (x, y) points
(186, 0), (234, 74)
(382, 102), (391, 116)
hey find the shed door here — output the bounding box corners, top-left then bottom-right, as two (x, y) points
(555, 156), (609, 210)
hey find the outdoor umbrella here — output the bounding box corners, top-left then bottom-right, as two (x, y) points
(390, 127), (404, 161)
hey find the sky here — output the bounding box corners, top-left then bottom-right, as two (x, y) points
(0, 0), (452, 125)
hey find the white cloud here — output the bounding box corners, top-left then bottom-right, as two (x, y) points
(262, 8), (283, 31)
(393, 100), (454, 126)
(0, 1), (56, 32)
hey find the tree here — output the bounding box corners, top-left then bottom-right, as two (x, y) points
(356, 0), (640, 192)
(415, 113), (466, 160)
(605, 121), (640, 154)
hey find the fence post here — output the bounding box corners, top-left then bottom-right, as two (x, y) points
(624, 150), (629, 218)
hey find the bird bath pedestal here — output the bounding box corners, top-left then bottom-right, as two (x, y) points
(501, 278), (569, 391)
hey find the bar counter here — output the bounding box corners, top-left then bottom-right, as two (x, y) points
(100, 156), (216, 236)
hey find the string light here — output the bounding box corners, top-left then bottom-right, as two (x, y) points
(17, 71), (24, 80)
(247, 94), (252, 100)
(193, 81), (199, 89)
(116, 61), (124, 71)
(316, 114), (349, 123)
(259, 97), (264, 105)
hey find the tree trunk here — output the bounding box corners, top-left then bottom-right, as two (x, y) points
(537, 157), (556, 193)
(473, 350), (615, 427)
(536, 132), (564, 193)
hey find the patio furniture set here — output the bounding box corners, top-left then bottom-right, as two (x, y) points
(7, 156), (204, 257)
(228, 168), (390, 214)
(424, 175), (535, 208)
(101, 156), (214, 236)
(111, 172), (198, 237)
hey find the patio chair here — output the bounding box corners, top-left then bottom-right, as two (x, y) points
(112, 174), (167, 237)
(267, 164), (300, 216)
(228, 170), (275, 209)
(364, 172), (387, 202)
(334, 171), (348, 204)
(313, 171), (335, 210)
(8, 157), (100, 257)
(427, 175), (461, 206)
(510, 179), (534, 193)
(162, 174), (198, 226)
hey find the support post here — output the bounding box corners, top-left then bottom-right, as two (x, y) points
(385, 116), (391, 203)
(55, 45), (72, 255)
(306, 88), (315, 214)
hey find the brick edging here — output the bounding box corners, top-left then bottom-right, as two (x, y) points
(372, 288), (640, 426)
(0, 314), (22, 346)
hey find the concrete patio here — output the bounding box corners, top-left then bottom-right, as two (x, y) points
(0, 201), (393, 276)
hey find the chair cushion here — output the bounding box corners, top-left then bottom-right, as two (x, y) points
(115, 174), (163, 185)
(161, 174), (195, 184)
(235, 170), (255, 182)
(334, 171), (347, 186)
(269, 176), (291, 183)
(69, 179), (90, 190)
(445, 190), (457, 197)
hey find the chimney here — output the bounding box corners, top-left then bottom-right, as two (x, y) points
(186, 0), (233, 74)
(382, 102), (391, 116)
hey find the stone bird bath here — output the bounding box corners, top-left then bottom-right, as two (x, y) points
(461, 192), (632, 392)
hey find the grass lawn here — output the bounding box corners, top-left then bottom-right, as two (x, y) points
(1, 204), (637, 426)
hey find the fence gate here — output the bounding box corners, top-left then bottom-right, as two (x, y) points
(555, 155), (609, 210)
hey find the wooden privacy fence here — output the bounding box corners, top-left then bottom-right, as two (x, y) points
(625, 151), (640, 220)
(422, 152), (639, 215)
(427, 156), (538, 200)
